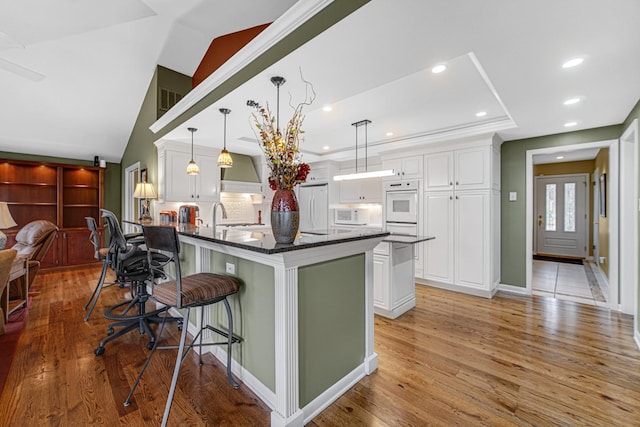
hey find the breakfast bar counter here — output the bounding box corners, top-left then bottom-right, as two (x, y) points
(173, 224), (388, 427)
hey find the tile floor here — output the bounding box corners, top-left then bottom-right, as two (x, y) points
(532, 259), (609, 307)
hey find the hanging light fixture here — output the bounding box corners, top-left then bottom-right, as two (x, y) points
(270, 76), (286, 131)
(217, 108), (233, 168)
(333, 119), (395, 181)
(186, 127), (200, 175)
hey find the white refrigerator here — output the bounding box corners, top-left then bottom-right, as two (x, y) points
(298, 184), (328, 233)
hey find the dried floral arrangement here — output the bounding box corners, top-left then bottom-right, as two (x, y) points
(248, 71), (315, 191)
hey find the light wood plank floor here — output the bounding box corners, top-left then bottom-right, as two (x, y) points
(1, 265), (639, 426)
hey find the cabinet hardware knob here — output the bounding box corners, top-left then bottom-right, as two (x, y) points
(456, 181), (459, 185)
(449, 182), (453, 186)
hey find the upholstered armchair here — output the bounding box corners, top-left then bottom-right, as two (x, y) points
(10, 220), (58, 296)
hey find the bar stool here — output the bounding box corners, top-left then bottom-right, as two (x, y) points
(124, 225), (241, 427)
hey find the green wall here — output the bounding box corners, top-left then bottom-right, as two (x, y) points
(298, 254), (365, 407)
(500, 125), (622, 287)
(120, 66), (192, 201)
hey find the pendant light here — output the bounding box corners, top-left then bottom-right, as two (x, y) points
(186, 127), (200, 175)
(270, 76), (286, 131)
(217, 108), (233, 168)
(333, 119), (395, 181)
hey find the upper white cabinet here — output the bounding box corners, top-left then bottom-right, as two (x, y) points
(338, 168), (382, 204)
(306, 164), (329, 184)
(155, 140), (221, 203)
(382, 156), (423, 181)
(424, 146), (499, 192)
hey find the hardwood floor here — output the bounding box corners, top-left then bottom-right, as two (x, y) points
(1, 266), (639, 426)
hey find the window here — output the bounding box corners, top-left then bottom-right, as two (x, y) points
(545, 184), (556, 231)
(564, 183), (575, 232)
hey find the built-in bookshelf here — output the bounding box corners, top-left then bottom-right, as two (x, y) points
(0, 159), (104, 268)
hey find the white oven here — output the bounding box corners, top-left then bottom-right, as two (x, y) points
(385, 180), (419, 225)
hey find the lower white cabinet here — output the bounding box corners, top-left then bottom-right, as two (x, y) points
(373, 241), (416, 318)
(424, 189), (499, 296)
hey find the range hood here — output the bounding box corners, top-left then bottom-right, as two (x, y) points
(220, 153), (262, 194)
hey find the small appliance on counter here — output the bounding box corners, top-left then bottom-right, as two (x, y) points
(178, 205), (199, 224)
(334, 208), (369, 225)
(159, 210), (178, 224)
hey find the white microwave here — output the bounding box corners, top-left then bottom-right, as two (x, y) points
(334, 208), (369, 225)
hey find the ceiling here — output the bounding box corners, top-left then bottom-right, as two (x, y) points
(1, 0), (639, 165)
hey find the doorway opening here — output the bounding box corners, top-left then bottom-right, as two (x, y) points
(123, 162), (141, 235)
(526, 139), (620, 309)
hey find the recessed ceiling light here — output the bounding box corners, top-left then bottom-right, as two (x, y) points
(323, 146), (330, 150)
(564, 98), (581, 105)
(562, 58), (584, 68)
(556, 156), (565, 160)
(386, 132), (393, 137)
(431, 64), (447, 74)
(476, 111), (487, 117)
(564, 121), (578, 127)
(322, 105), (332, 112)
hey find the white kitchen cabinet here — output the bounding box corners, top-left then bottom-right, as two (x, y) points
(424, 192), (454, 284)
(424, 189), (497, 295)
(155, 140), (221, 203)
(424, 151), (454, 191)
(338, 169), (382, 203)
(305, 164), (328, 183)
(382, 156), (423, 181)
(372, 241), (416, 319)
(373, 253), (389, 308)
(424, 146), (496, 192)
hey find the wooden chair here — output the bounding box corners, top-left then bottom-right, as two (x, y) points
(124, 225), (241, 426)
(0, 249), (17, 335)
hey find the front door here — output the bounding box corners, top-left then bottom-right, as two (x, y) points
(535, 174), (588, 258)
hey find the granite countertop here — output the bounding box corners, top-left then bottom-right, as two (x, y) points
(174, 223), (389, 255)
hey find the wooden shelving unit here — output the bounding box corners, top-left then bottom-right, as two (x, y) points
(0, 159), (104, 269)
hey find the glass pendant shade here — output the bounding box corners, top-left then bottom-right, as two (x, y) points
(218, 149), (233, 168)
(217, 108), (233, 168)
(186, 160), (200, 175)
(187, 127), (199, 175)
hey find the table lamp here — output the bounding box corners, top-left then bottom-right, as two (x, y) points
(133, 182), (157, 225)
(0, 202), (17, 249)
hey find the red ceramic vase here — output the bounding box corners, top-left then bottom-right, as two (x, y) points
(271, 189), (299, 244)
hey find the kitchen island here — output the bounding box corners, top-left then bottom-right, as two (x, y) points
(173, 224), (388, 427)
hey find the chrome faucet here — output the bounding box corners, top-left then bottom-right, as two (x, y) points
(212, 202), (227, 230)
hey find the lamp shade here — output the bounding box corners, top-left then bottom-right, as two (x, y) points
(133, 182), (157, 199)
(0, 202), (17, 229)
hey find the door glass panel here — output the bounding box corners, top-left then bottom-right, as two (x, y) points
(545, 184), (556, 231)
(564, 182), (575, 232)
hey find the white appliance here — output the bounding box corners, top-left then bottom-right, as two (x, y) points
(299, 184), (328, 232)
(334, 208), (369, 225)
(385, 180), (419, 225)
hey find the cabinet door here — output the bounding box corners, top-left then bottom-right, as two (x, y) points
(455, 191), (489, 289)
(62, 228), (98, 266)
(359, 177), (382, 203)
(194, 153), (220, 202)
(373, 253), (390, 309)
(455, 147), (489, 190)
(338, 169), (360, 203)
(401, 157), (423, 180)
(424, 152), (454, 191)
(424, 192), (454, 284)
(382, 159), (402, 180)
(165, 150), (193, 202)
